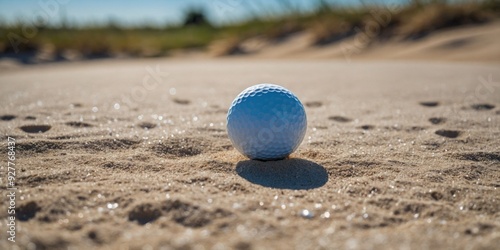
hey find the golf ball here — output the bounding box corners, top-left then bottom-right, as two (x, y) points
(227, 84), (307, 160)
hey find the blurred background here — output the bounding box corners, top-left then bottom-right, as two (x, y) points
(0, 0), (499, 63)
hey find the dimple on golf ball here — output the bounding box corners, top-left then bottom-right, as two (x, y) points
(226, 83), (307, 160)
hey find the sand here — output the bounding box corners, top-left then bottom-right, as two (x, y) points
(0, 58), (499, 249)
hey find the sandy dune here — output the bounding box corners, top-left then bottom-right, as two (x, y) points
(241, 21), (500, 62)
(0, 58), (499, 249)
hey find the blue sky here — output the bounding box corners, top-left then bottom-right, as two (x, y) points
(0, 0), (409, 27)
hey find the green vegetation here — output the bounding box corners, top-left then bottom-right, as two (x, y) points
(0, 24), (218, 57)
(0, 0), (498, 59)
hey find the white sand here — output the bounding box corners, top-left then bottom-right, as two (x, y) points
(0, 55), (499, 249)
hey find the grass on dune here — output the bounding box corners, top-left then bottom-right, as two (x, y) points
(396, 2), (494, 39)
(0, 0), (498, 58)
(0, 25), (218, 57)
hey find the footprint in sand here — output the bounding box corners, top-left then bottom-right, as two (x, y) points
(128, 200), (230, 227)
(173, 98), (191, 105)
(151, 137), (204, 157)
(65, 121), (94, 128)
(128, 203), (161, 225)
(359, 125), (375, 130)
(305, 101), (323, 108)
(0, 115), (16, 121)
(17, 201), (41, 221)
(19, 125), (51, 133)
(454, 152), (500, 162)
(429, 117), (446, 125)
(329, 116), (352, 123)
(465, 224), (495, 236)
(435, 129), (461, 138)
(471, 103), (495, 111)
(137, 122), (156, 129)
(70, 103), (83, 108)
(419, 101), (439, 107)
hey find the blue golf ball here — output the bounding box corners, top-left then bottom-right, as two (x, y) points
(227, 84), (307, 160)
